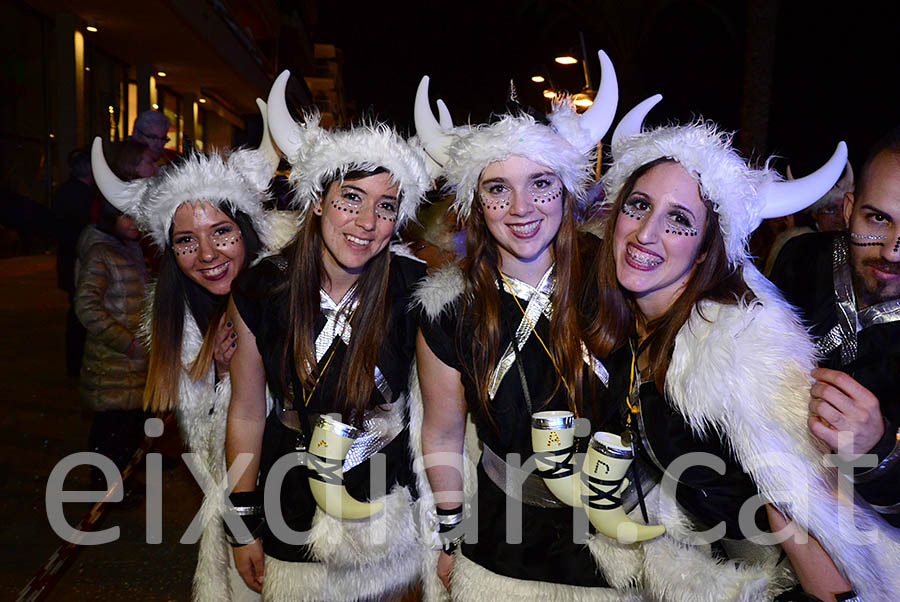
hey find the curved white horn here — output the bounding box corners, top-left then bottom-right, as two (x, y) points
(90, 137), (133, 212)
(582, 432), (665, 544)
(532, 411), (583, 508)
(436, 98), (453, 129)
(414, 75), (453, 168)
(838, 159), (854, 191)
(255, 98), (281, 174)
(611, 94), (662, 150)
(759, 141), (848, 219)
(266, 70), (303, 161)
(577, 50), (619, 147)
(307, 415), (384, 520)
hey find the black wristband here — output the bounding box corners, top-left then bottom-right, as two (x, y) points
(223, 490), (265, 547)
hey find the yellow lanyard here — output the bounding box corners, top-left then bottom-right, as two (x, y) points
(625, 320), (640, 428)
(498, 270), (571, 397)
(302, 304), (358, 407)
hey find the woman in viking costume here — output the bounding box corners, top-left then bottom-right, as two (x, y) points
(412, 51), (655, 600)
(581, 97), (900, 601)
(90, 100), (294, 602)
(224, 71), (432, 602)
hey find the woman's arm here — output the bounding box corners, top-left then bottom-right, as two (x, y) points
(417, 330), (467, 591)
(225, 295), (268, 592)
(766, 504), (853, 599)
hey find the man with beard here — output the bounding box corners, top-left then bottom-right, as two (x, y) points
(771, 127), (900, 527)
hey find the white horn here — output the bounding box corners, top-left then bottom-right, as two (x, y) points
(581, 432), (665, 544)
(577, 50), (619, 148)
(90, 137), (133, 213)
(307, 415), (385, 520)
(759, 141), (848, 219)
(414, 76), (453, 168)
(266, 70), (303, 161)
(255, 98), (281, 174)
(436, 98), (453, 129)
(611, 94), (662, 150)
(531, 411), (583, 508)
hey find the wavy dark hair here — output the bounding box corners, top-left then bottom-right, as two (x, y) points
(144, 208), (261, 412)
(275, 168), (393, 427)
(582, 157), (753, 389)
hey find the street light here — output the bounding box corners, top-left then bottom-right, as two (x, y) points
(554, 56), (578, 65)
(531, 75), (545, 83)
(543, 89), (558, 99)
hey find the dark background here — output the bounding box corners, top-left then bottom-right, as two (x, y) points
(318, 0), (898, 176)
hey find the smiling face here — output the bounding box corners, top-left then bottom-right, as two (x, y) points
(844, 150), (900, 307)
(613, 160), (709, 319)
(478, 156), (564, 283)
(315, 171), (399, 282)
(171, 202), (246, 295)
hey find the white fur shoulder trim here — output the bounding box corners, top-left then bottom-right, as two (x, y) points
(390, 240), (426, 263)
(412, 264), (464, 321)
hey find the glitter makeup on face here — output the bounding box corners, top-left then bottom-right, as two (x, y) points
(621, 204), (643, 221)
(529, 180), (562, 205)
(375, 202), (398, 222)
(480, 190), (511, 211)
(850, 232), (887, 247)
(173, 241), (199, 255)
(664, 223), (699, 237)
(331, 197), (360, 215)
(213, 232), (242, 247)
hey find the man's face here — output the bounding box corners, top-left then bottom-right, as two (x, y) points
(844, 151), (900, 307)
(134, 123), (168, 161)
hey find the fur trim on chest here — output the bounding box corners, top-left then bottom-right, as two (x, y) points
(412, 264), (464, 322)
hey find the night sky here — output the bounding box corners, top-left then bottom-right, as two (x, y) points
(317, 1), (898, 176)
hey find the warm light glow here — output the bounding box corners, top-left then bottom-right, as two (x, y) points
(198, 98), (207, 104)
(86, 26), (98, 33)
(531, 75), (545, 83)
(543, 89), (558, 99)
(156, 70), (167, 77)
(555, 56), (578, 65)
(85, 66), (91, 72)
(108, 105), (114, 114)
(574, 97), (593, 107)
(152, 103), (159, 109)
(49, 133), (55, 138)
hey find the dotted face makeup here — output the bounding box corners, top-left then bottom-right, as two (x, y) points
(529, 179), (562, 205)
(174, 241), (199, 256)
(621, 204), (643, 221)
(621, 200), (699, 236)
(849, 232), (887, 247)
(480, 189), (511, 211)
(331, 197), (360, 215)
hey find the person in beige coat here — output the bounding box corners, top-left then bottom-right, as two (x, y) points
(75, 197), (149, 484)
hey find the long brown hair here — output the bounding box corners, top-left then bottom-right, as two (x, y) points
(459, 188), (589, 421)
(144, 210), (261, 412)
(582, 157), (752, 390)
(277, 169), (393, 426)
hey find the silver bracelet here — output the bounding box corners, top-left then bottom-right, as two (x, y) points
(854, 425), (900, 484)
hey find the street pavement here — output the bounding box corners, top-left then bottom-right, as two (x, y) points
(0, 255), (198, 601)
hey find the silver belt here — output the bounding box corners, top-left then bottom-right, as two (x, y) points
(481, 444), (569, 509)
